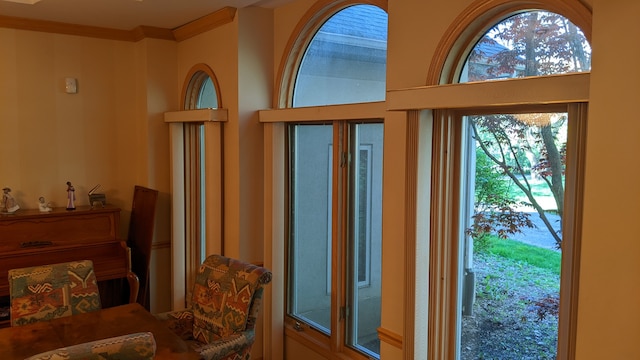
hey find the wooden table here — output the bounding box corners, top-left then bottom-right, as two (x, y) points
(0, 303), (201, 359)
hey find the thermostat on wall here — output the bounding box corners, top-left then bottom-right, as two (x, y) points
(65, 77), (78, 94)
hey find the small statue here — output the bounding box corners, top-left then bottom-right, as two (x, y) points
(1, 187), (20, 213)
(66, 181), (76, 210)
(38, 196), (53, 212)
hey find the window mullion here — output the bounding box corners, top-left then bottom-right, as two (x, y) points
(428, 110), (462, 360)
(331, 121), (349, 352)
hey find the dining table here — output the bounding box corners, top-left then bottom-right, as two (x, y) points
(0, 302), (202, 359)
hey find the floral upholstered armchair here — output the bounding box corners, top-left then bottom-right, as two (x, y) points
(24, 332), (156, 360)
(155, 254), (272, 360)
(9, 260), (102, 327)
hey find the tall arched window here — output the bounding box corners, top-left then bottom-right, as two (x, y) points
(265, 2), (387, 359)
(427, 8), (590, 360)
(166, 65), (225, 309)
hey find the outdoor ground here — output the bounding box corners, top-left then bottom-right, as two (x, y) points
(460, 211), (561, 360)
(508, 211), (561, 251)
(461, 252), (560, 360)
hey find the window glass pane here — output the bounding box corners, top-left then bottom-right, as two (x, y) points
(349, 123), (383, 357)
(197, 76), (218, 109)
(460, 11), (591, 83)
(293, 5), (388, 107)
(459, 112), (566, 360)
(288, 124), (334, 333)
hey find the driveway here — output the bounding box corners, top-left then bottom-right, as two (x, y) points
(509, 211), (562, 251)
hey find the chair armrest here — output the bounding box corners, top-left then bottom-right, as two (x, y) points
(195, 330), (256, 360)
(154, 309), (194, 341)
(25, 332), (156, 360)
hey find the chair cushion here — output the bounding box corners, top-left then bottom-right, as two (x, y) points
(9, 260), (102, 326)
(191, 255), (264, 344)
(24, 331), (156, 360)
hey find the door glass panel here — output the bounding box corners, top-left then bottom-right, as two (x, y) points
(460, 112), (566, 360)
(348, 123), (383, 357)
(288, 124), (333, 333)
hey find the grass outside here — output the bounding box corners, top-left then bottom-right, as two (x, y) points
(461, 236), (561, 360)
(483, 236), (561, 275)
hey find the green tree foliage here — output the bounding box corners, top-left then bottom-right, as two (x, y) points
(467, 148), (534, 252)
(466, 11), (590, 247)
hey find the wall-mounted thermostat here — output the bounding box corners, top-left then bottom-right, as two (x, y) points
(65, 77), (78, 94)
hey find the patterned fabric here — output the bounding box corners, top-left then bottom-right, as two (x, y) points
(155, 254), (272, 360)
(196, 332), (254, 360)
(24, 331), (156, 360)
(9, 260), (102, 327)
(191, 255), (271, 344)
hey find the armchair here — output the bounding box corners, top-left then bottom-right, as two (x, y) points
(155, 254), (272, 360)
(9, 260), (102, 327)
(24, 331), (156, 360)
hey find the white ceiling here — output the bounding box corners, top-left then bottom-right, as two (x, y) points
(0, 0), (289, 30)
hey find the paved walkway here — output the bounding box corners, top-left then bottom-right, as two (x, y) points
(509, 211), (562, 251)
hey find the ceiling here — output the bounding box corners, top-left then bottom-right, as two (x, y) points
(0, 0), (289, 31)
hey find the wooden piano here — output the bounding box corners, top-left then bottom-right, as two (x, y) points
(0, 205), (139, 327)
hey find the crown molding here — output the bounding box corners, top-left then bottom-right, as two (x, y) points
(172, 7), (236, 42)
(0, 15), (137, 41)
(0, 6), (237, 42)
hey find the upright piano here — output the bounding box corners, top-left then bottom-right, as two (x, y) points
(0, 205), (139, 327)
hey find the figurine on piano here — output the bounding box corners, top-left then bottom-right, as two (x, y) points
(66, 181), (76, 210)
(38, 196), (53, 212)
(1, 187), (19, 213)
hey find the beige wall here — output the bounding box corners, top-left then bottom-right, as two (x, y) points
(237, 7), (273, 263)
(0, 29), (177, 314)
(577, 0), (640, 358)
(133, 38), (178, 313)
(0, 30), (138, 210)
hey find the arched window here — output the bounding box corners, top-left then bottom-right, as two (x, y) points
(292, 4), (387, 107)
(460, 11), (590, 82)
(185, 70), (219, 109)
(435, 9), (590, 360)
(166, 65), (225, 309)
(265, 2), (387, 359)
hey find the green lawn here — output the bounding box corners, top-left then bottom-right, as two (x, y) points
(505, 177), (558, 210)
(482, 235), (561, 275)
